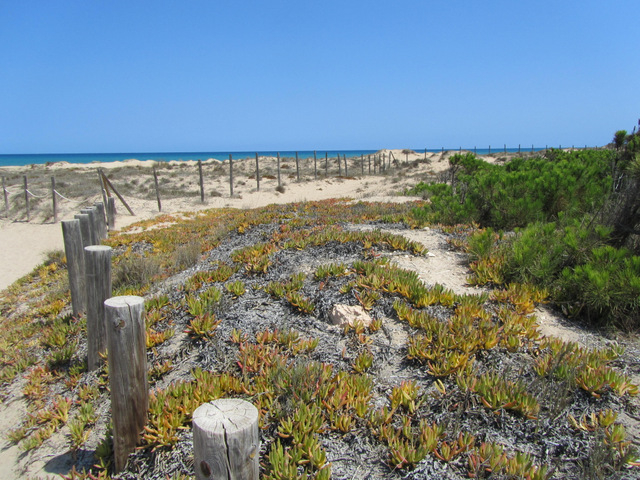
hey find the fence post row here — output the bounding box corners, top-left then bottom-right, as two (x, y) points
(104, 295), (148, 473)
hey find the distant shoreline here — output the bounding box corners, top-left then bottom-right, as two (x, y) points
(0, 147), (561, 168)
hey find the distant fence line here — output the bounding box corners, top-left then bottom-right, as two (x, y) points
(0, 146), (601, 222)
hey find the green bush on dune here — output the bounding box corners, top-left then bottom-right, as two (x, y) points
(410, 127), (640, 329)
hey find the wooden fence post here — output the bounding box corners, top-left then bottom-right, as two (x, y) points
(81, 207), (99, 246)
(97, 169), (109, 211)
(343, 154), (348, 177)
(104, 295), (148, 473)
(313, 151), (317, 180)
(255, 153), (260, 191)
(51, 177), (58, 223)
(198, 160), (205, 203)
(85, 245), (112, 371)
(2, 176), (8, 217)
(23, 176), (29, 222)
(193, 399), (260, 480)
(62, 219), (86, 315)
(338, 153), (342, 176)
(361, 154), (364, 175)
(295, 152), (300, 182)
(368, 155), (371, 174)
(324, 152), (328, 177)
(488, 145), (491, 154)
(229, 154), (234, 197)
(277, 152), (281, 188)
(100, 170), (135, 216)
(75, 214), (93, 250)
(107, 197), (116, 230)
(152, 166), (161, 212)
(94, 202), (107, 240)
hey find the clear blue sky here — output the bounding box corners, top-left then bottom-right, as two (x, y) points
(1, 1), (638, 154)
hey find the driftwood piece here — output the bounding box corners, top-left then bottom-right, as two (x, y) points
(104, 295), (148, 473)
(192, 399), (260, 480)
(61, 219), (86, 315)
(85, 245), (112, 370)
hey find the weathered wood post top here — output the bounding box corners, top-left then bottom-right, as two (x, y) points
(193, 398), (260, 480)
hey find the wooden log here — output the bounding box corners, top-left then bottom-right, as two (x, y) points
(255, 153), (260, 191)
(198, 160), (205, 203)
(62, 219), (86, 315)
(75, 213), (93, 250)
(23, 176), (29, 222)
(97, 169), (109, 210)
(152, 166), (162, 212)
(100, 171), (135, 216)
(228, 154), (234, 197)
(107, 197), (116, 230)
(51, 177), (58, 223)
(85, 245), (112, 371)
(2, 176), (8, 217)
(104, 295), (148, 473)
(277, 152), (281, 188)
(94, 202), (107, 240)
(193, 399), (260, 480)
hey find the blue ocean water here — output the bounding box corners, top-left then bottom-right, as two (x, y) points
(0, 150), (382, 168)
(0, 147), (557, 168)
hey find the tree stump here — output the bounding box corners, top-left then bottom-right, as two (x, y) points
(192, 399), (260, 480)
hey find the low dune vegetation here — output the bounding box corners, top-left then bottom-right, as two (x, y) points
(0, 129), (639, 479)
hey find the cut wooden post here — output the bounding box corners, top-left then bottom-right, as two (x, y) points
(344, 154), (348, 177)
(81, 207), (99, 246)
(51, 177), (58, 223)
(228, 154), (234, 197)
(361, 154), (364, 175)
(193, 399), (260, 480)
(295, 151), (300, 182)
(338, 153), (342, 176)
(313, 150), (317, 180)
(107, 197), (116, 230)
(85, 245), (112, 371)
(198, 160), (205, 203)
(75, 214), (93, 250)
(2, 176), (8, 217)
(104, 295), (148, 473)
(94, 202), (107, 240)
(62, 219), (86, 315)
(324, 152), (328, 177)
(277, 152), (281, 188)
(23, 176), (29, 222)
(152, 166), (162, 212)
(368, 155), (371, 174)
(255, 153), (260, 191)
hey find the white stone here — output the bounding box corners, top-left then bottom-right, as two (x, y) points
(329, 304), (373, 328)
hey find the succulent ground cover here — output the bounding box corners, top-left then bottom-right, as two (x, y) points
(0, 199), (639, 479)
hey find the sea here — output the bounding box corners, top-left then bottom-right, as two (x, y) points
(0, 147), (557, 168)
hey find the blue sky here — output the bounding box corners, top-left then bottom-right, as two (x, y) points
(1, 1), (638, 153)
